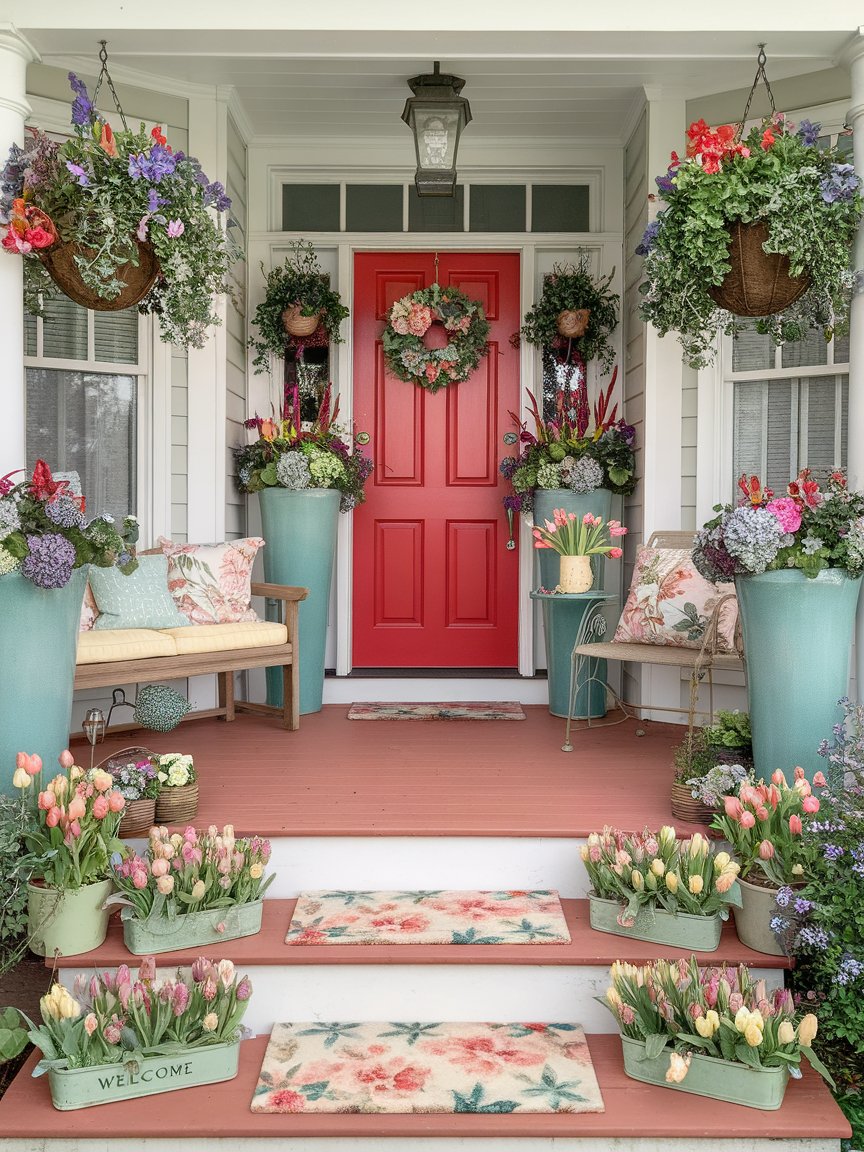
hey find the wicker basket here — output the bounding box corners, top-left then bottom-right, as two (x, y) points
(39, 239), (160, 311)
(670, 779), (717, 826)
(282, 304), (321, 338)
(706, 221), (810, 317)
(155, 783), (199, 825)
(556, 308), (590, 338)
(120, 798), (157, 839)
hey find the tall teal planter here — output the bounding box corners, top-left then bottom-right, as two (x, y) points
(735, 569), (862, 783)
(533, 488), (613, 591)
(259, 488), (340, 715)
(0, 567), (87, 798)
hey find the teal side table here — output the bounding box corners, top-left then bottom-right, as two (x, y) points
(530, 591), (616, 722)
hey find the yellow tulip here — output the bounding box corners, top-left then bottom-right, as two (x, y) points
(659, 825), (676, 846)
(689, 833), (708, 857)
(58, 990), (81, 1020)
(249, 862), (264, 880)
(688, 874), (704, 895)
(605, 986), (622, 1008)
(797, 1013), (818, 1047)
(190, 880), (206, 901)
(665, 872), (679, 893)
(645, 871), (658, 890)
(791, 863), (804, 877)
(713, 851), (731, 871)
(734, 1007), (752, 1034)
(651, 859), (666, 877)
(695, 1015), (716, 1039)
(12, 767), (31, 790)
(580, 844), (590, 861)
(631, 869), (644, 890)
(777, 1021), (796, 1045)
(744, 1022), (763, 1047)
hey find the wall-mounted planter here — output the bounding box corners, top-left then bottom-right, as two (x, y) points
(588, 892), (723, 952)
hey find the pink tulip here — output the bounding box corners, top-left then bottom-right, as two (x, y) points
(789, 814), (803, 835)
(235, 976), (252, 1002)
(138, 956), (157, 984)
(771, 770), (787, 787)
(15, 752), (27, 770)
(755, 806), (769, 821)
(132, 870), (148, 890)
(767, 784), (781, 809)
(739, 810), (756, 829)
(108, 791), (126, 812)
(150, 858), (169, 877)
(92, 795), (109, 820)
(794, 766), (806, 781)
(802, 795), (820, 814)
(812, 771), (827, 788)
(46, 806), (61, 828)
(24, 754), (42, 776)
(68, 819), (81, 838)
(38, 790), (56, 811)
(609, 547), (623, 559)
(723, 796), (743, 820)
(58, 750), (74, 769)
(758, 839), (775, 859)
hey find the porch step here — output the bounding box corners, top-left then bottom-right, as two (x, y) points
(0, 1034), (849, 1150)
(54, 900), (789, 1035)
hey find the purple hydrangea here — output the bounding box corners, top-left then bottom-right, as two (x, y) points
(503, 493), (523, 513)
(68, 73), (94, 127)
(21, 533), (76, 588)
(655, 171), (676, 194)
(45, 495), (85, 529)
(203, 180), (231, 212)
(796, 119), (821, 147)
(636, 218), (663, 256)
(147, 188), (167, 212)
(820, 163), (860, 204)
(128, 144), (177, 184)
(835, 954), (864, 985)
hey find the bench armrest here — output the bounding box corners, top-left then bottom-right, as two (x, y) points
(251, 582), (309, 602)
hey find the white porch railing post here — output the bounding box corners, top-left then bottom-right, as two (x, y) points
(0, 24), (37, 471)
(843, 30), (864, 701)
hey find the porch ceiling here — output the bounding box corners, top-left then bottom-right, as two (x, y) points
(22, 28), (853, 142)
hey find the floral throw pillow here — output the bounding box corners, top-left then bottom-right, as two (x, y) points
(79, 582), (99, 631)
(157, 537), (264, 625)
(613, 546), (738, 652)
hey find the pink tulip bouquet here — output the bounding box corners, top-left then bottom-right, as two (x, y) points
(21, 955), (252, 1072)
(581, 825), (741, 924)
(14, 750), (126, 888)
(711, 768), (827, 886)
(112, 824), (274, 919)
(532, 508), (626, 557)
(602, 955), (833, 1087)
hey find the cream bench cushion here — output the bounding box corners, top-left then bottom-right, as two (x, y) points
(158, 621), (288, 655)
(77, 629), (178, 664)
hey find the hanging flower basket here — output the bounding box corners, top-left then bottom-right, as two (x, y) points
(556, 308), (590, 338)
(282, 304), (321, 338)
(705, 222), (810, 317)
(38, 239), (160, 312)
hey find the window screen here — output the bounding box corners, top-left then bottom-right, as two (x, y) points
(346, 184), (402, 231)
(469, 185), (526, 232)
(531, 185), (590, 232)
(408, 186), (465, 232)
(281, 184), (340, 232)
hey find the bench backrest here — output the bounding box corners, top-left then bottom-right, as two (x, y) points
(645, 530), (695, 550)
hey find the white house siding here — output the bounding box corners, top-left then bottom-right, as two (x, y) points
(622, 106), (648, 707)
(225, 113), (248, 541)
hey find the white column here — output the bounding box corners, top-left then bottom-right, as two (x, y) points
(641, 89), (688, 721)
(843, 31), (864, 699)
(0, 24), (37, 470)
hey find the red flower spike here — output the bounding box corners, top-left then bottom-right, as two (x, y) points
(0, 469), (23, 496)
(737, 473), (772, 507)
(29, 459), (66, 502)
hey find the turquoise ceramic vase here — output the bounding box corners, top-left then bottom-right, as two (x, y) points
(259, 488), (340, 715)
(735, 568), (862, 783)
(532, 488), (613, 591)
(0, 567), (87, 798)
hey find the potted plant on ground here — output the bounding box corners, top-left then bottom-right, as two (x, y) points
(581, 826), (741, 951)
(249, 240), (349, 371)
(704, 710), (754, 772)
(154, 753), (198, 824)
(14, 750), (126, 957)
(235, 384), (373, 714)
(19, 956), (252, 1108)
(0, 461), (138, 792)
(638, 112), (863, 368)
(693, 469), (864, 782)
(103, 751), (160, 838)
(602, 955), (833, 1109)
(0, 72), (235, 348)
(711, 768), (828, 955)
(670, 728), (717, 825)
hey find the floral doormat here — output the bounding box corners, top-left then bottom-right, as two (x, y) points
(251, 1021), (604, 1114)
(347, 701), (526, 720)
(286, 890), (571, 945)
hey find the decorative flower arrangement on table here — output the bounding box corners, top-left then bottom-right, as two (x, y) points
(0, 72), (235, 348)
(0, 459), (138, 587)
(499, 369), (636, 516)
(18, 957), (252, 1106)
(518, 255), (619, 373)
(582, 826), (741, 922)
(638, 114), (863, 368)
(532, 509), (626, 559)
(602, 956), (833, 1102)
(234, 382), (373, 512)
(711, 768), (827, 887)
(111, 824), (273, 953)
(381, 282), (490, 392)
(14, 751), (126, 889)
(693, 469), (864, 581)
(248, 240), (350, 372)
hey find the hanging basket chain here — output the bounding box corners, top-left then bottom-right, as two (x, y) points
(91, 40), (129, 131)
(734, 44), (777, 143)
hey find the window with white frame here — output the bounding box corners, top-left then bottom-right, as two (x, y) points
(24, 295), (146, 523)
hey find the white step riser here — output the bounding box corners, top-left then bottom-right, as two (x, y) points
(2, 1138), (841, 1152)
(59, 965), (782, 1037)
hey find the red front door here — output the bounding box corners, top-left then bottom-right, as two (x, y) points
(352, 251), (521, 668)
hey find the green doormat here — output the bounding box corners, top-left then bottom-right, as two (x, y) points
(347, 701), (526, 720)
(252, 1021), (604, 1114)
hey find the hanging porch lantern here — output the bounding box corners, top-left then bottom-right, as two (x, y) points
(401, 61), (472, 197)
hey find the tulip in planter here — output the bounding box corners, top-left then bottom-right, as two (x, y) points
(581, 826), (741, 952)
(19, 957), (252, 1110)
(109, 824), (274, 954)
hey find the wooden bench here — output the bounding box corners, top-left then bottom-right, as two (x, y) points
(74, 582), (308, 731)
(563, 531), (744, 748)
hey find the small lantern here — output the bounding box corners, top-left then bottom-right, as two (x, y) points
(401, 61), (472, 197)
(82, 707), (106, 769)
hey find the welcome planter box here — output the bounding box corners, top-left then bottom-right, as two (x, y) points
(46, 1040), (241, 1110)
(122, 900), (264, 955)
(588, 893), (723, 951)
(620, 1036), (789, 1110)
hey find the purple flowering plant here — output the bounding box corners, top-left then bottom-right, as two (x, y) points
(0, 460), (137, 588)
(638, 114), (863, 368)
(0, 73), (235, 348)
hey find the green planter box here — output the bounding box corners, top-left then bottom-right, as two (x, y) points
(620, 1035), (789, 1110)
(588, 893), (723, 952)
(122, 900), (264, 955)
(46, 1040), (241, 1110)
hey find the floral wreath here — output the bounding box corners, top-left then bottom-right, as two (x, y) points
(381, 283), (490, 393)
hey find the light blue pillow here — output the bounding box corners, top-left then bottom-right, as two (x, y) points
(90, 554), (189, 631)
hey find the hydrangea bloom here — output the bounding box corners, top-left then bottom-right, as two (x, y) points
(307, 447), (346, 487)
(568, 456), (604, 494)
(20, 532), (75, 588)
(723, 506), (784, 572)
(275, 451), (311, 490)
(45, 495), (85, 529)
(536, 461), (562, 489)
(0, 545), (20, 575)
(0, 497), (21, 539)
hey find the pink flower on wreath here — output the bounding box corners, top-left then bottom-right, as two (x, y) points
(425, 362), (440, 384)
(766, 497), (802, 535)
(407, 304), (433, 336)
